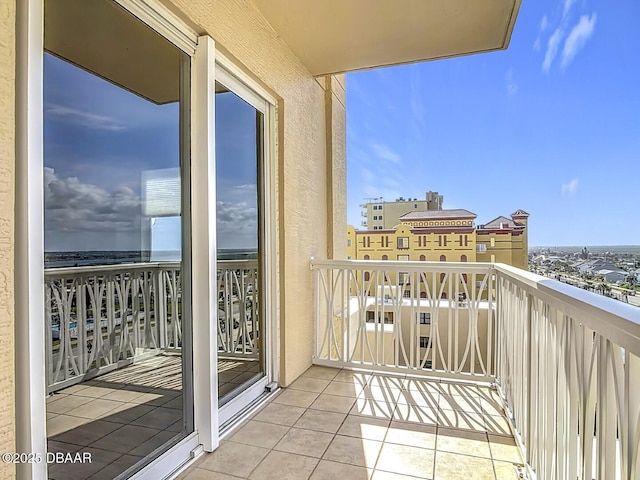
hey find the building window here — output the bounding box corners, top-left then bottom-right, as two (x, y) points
(420, 292), (427, 299)
(382, 255), (388, 260)
(491, 237), (496, 247)
(418, 313), (431, 325)
(420, 255), (426, 261)
(465, 235), (469, 247)
(440, 255), (446, 262)
(460, 254), (467, 262)
(364, 255), (370, 260)
(347, 239), (351, 247)
(438, 235), (442, 247)
(491, 254), (496, 263)
(420, 336), (432, 348)
(397, 255), (409, 261)
(403, 290), (411, 298)
(399, 272), (410, 284)
(364, 272), (370, 281)
(440, 272), (446, 282)
(397, 237), (409, 249)
(477, 244), (487, 253)
(459, 235), (463, 246)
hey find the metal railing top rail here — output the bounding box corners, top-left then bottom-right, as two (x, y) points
(311, 258), (640, 355)
(494, 263), (640, 355)
(310, 257), (495, 273)
(44, 258), (259, 277)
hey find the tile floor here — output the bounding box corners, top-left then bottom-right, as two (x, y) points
(46, 353), (260, 479)
(179, 366), (525, 480)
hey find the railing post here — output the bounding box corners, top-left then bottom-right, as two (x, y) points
(157, 268), (166, 349)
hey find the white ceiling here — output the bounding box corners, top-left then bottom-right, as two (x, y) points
(253, 0), (521, 76)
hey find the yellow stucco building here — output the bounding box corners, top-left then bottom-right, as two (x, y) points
(348, 208), (529, 269)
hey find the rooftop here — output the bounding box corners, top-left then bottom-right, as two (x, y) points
(399, 209), (477, 221)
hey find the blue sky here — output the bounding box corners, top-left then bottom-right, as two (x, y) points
(346, 0), (640, 247)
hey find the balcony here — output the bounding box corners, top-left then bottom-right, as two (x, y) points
(44, 259), (640, 479)
(44, 260), (259, 479)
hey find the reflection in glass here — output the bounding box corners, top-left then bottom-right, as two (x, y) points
(43, 1), (190, 478)
(215, 83), (265, 406)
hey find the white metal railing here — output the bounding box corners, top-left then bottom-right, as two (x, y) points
(311, 258), (496, 380)
(311, 258), (640, 480)
(45, 259), (259, 393)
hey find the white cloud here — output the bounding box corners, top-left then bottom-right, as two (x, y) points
(563, 0), (577, 19)
(371, 143), (401, 164)
(44, 167), (142, 233)
(561, 178), (579, 196)
(505, 68), (519, 97)
(561, 14), (597, 68)
(533, 37), (541, 52)
(543, 29), (563, 73)
(45, 104), (125, 131)
(541, 15), (549, 30)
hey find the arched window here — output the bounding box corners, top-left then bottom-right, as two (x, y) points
(364, 255), (370, 260)
(441, 292), (448, 299)
(439, 255), (446, 262)
(420, 292), (427, 299)
(419, 255), (426, 261)
(382, 255), (388, 260)
(440, 273), (446, 283)
(364, 272), (370, 281)
(462, 273), (468, 282)
(460, 254), (467, 262)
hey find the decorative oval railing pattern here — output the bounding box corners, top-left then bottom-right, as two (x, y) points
(311, 258), (496, 380)
(216, 260), (260, 359)
(312, 258), (640, 480)
(45, 260), (259, 393)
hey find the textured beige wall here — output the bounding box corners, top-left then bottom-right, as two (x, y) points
(165, 0), (345, 385)
(0, 0), (16, 477)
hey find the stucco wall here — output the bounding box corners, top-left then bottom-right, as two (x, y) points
(165, 0), (346, 385)
(0, 0), (16, 477)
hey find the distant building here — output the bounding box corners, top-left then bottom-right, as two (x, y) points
(347, 208), (529, 270)
(360, 191), (443, 230)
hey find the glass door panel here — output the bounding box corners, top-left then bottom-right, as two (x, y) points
(215, 81), (266, 409)
(43, 1), (192, 478)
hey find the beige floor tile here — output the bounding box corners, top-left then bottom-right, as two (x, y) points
(437, 409), (486, 431)
(90, 424), (161, 454)
(125, 391), (165, 406)
(310, 459), (372, 480)
(274, 389), (319, 408)
(481, 397), (505, 416)
(197, 441), (269, 477)
(100, 389), (147, 403)
(89, 453), (143, 479)
(484, 414), (513, 437)
(275, 427), (334, 458)
(47, 394), (95, 415)
(131, 407), (183, 430)
(249, 450), (319, 480)
(332, 370), (371, 385)
(254, 402), (306, 426)
(52, 419), (122, 446)
(129, 430), (177, 457)
(351, 396), (396, 420)
(64, 398), (124, 420)
(376, 443), (435, 478)
(437, 382), (481, 398)
(436, 427), (490, 458)
(178, 467), (245, 480)
(338, 415), (389, 441)
(434, 451), (495, 480)
(323, 380), (364, 398)
(58, 384), (91, 395)
(367, 375), (405, 391)
(310, 393), (356, 414)
(323, 434), (382, 468)
(294, 409), (346, 434)
(301, 366), (340, 380)
(493, 460), (521, 479)
(371, 470), (424, 480)
(392, 403), (438, 425)
(47, 414), (91, 437)
(71, 386), (117, 399)
(99, 403), (156, 424)
(230, 420), (289, 449)
(395, 387), (439, 408)
(438, 394), (484, 414)
(488, 435), (523, 463)
(386, 421), (436, 450)
(289, 376), (332, 393)
(359, 386), (403, 404)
